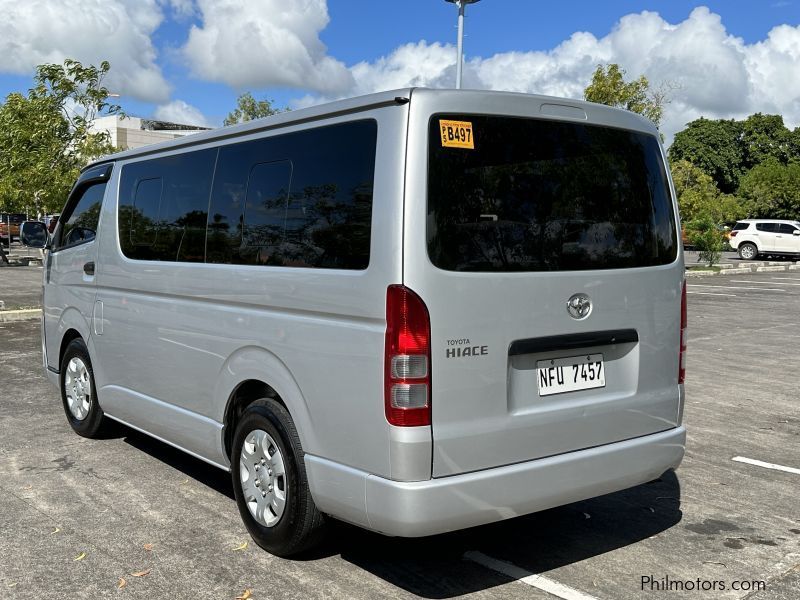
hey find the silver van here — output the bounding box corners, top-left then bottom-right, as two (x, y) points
(23, 88), (686, 556)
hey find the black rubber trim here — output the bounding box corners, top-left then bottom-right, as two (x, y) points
(47, 365), (59, 374)
(509, 329), (638, 356)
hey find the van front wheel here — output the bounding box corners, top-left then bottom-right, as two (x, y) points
(60, 338), (107, 438)
(231, 399), (325, 556)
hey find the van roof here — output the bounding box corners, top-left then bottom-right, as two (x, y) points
(85, 88), (658, 170)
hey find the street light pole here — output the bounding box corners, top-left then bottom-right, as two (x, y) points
(445, 0), (481, 89)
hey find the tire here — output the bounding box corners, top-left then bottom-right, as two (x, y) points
(231, 398), (325, 557)
(738, 243), (758, 260)
(59, 338), (107, 438)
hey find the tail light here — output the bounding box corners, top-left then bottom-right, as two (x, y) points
(730, 231), (738, 238)
(385, 285), (431, 426)
(679, 280), (687, 384)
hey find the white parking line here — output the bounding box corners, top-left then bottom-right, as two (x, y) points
(687, 291), (737, 297)
(464, 551), (600, 600)
(769, 277), (800, 281)
(687, 284), (786, 292)
(729, 279), (800, 287)
(732, 456), (800, 476)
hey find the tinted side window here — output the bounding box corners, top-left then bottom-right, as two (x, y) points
(56, 183), (106, 250)
(207, 120), (377, 269)
(240, 160), (292, 264)
(119, 149), (217, 262)
(756, 223), (778, 232)
(778, 223), (798, 234)
(732, 222), (749, 231)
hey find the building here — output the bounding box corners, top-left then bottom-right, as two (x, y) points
(92, 115), (212, 151)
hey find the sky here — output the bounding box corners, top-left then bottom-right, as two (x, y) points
(0, 0), (798, 144)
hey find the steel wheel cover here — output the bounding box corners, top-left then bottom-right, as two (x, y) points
(64, 357), (91, 421)
(239, 429), (287, 527)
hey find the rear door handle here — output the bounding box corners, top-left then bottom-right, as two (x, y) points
(83, 261), (95, 276)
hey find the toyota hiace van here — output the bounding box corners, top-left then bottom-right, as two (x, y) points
(24, 89), (687, 556)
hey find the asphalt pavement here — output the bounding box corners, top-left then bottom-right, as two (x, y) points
(0, 272), (798, 599)
(0, 264), (42, 310)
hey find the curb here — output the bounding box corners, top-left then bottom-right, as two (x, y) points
(0, 308), (41, 322)
(686, 262), (800, 276)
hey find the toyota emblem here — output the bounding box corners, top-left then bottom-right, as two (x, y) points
(566, 293), (592, 320)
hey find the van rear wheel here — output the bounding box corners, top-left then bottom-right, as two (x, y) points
(60, 338), (107, 438)
(231, 399), (325, 556)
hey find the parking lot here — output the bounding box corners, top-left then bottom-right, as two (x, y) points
(0, 267), (798, 599)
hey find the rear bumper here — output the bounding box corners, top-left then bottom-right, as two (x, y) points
(306, 426), (685, 537)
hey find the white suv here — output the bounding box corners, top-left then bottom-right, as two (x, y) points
(729, 219), (800, 260)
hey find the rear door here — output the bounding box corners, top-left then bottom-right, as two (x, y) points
(403, 98), (683, 477)
(755, 223), (778, 251)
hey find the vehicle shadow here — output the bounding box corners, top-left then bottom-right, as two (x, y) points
(118, 426), (681, 598)
(120, 425), (235, 500)
(332, 470), (682, 598)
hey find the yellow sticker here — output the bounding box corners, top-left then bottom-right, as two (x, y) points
(439, 120), (474, 149)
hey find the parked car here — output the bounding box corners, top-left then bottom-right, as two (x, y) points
(728, 219), (800, 260)
(0, 213), (28, 243)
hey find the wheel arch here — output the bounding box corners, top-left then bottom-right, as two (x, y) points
(216, 346), (315, 462)
(54, 307), (92, 370)
(59, 328), (84, 366)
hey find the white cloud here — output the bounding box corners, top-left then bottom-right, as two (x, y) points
(0, 0), (170, 103)
(297, 7), (800, 144)
(350, 41), (456, 95)
(182, 0), (353, 94)
(153, 99), (210, 127)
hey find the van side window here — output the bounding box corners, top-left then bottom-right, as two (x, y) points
(119, 149), (217, 262)
(55, 183), (106, 250)
(130, 178), (163, 246)
(207, 120), (377, 269)
(240, 160), (292, 264)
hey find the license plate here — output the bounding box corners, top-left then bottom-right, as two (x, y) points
(537, 353), (605, 396)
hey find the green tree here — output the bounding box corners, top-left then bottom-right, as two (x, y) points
(223, 92), (284, 126)
(583, 64), (668, 128)
(741, 113), (794, 169)
(790, 127), (800, 159)
(33, 59), (122, 160)
(0, 92), (75, 215)
(668, 118), (745, 194)
(0, 59), (121, 215)
(670, 160), (746, 223)
(737, 159), (800, 219)
(686, 217), (725, 268)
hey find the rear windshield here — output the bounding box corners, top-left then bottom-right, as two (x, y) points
(427, 115), (677, 272)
